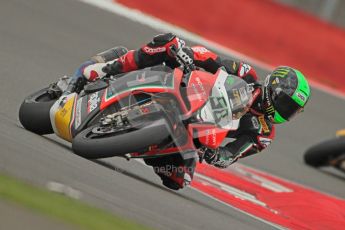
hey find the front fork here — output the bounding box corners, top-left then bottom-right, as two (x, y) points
(197, 147), (207, 163)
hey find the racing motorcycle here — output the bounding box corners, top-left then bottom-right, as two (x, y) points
(304, 129), (345, 172)
(19, 54), (253, 161)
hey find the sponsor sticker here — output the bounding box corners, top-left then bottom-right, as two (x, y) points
(239, 87), (249, 102)
(232, 62), (237, 70)
(58, 96), (68, 108)
(191, 77), (207, 102)
(75, 98), (83, 129)
(258, 136), (272, 148)
(136, 72), (146, 82)
(272, 68), (289, 78)
(191, 46), (210, 54)
(205, 129), (217, 146)
(195, 77), (207, 98)
(258, 115), (270, 134)
(296, 92), (306, 103)
(143, 46), (166, 54)
(251, 116), (259, 129)
(226, 77), (235, 86)
(88, 92), (100, 113)
(239, 64), (251, 77)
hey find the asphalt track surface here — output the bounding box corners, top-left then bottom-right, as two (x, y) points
(1, 0), (345, 229)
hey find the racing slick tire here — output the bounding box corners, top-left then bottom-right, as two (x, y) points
(72, 118), (172, 159)
(19, 87), (57, 135)
(304, 137), (345, 167)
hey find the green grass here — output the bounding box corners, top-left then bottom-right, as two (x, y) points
(0, 173), (152, 230)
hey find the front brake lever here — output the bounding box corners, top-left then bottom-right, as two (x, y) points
(169, 45), (195, 74)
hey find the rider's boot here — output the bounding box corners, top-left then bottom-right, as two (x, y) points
(63, 46), (129, 95)
(160, 165), (194, 190)
(145, 155), (196, 190)
(62, 60), (94, 95)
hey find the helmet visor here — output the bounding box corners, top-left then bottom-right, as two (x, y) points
(272, 91), (303, 121)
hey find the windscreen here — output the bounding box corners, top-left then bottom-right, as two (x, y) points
(197, 73), (253, 130)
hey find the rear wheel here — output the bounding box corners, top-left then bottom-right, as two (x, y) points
(72, 118), (172, 159)
(304, 137), (345, 167)
(19, 87), (58, 135)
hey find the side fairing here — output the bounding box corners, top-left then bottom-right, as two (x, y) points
(50, 93), (78, 142)
(72, 68), (179, 138)
(49, 91), (104, 142)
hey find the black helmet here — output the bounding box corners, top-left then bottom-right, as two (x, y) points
(263, 66), (311, 124)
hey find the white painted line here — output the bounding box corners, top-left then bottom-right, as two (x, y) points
(134, 159), (284, 229)
(190, 187), (287, 230)
(79, 0), (345, 100)
(237, 163), (345, 200)
(233, 165), (293, 193)
(46, 181), (82, 199)
(194, 173), (268, 207)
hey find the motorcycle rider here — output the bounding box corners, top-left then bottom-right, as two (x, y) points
(68, 33), (311, 190)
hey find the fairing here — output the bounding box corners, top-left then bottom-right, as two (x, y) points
(50, 66), (252, 157)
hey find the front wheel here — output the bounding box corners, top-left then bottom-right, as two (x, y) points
(19, 87), (58, 135)
(72, 118), (172, 159)
(304, 137), (345, 167)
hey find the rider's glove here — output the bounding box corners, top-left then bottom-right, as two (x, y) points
(102, 61), (122, 76)
(151, 33), (185, 57)
(204, 147), (236, 168)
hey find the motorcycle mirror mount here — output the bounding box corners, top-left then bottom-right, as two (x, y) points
(84, 80), (109, 94)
